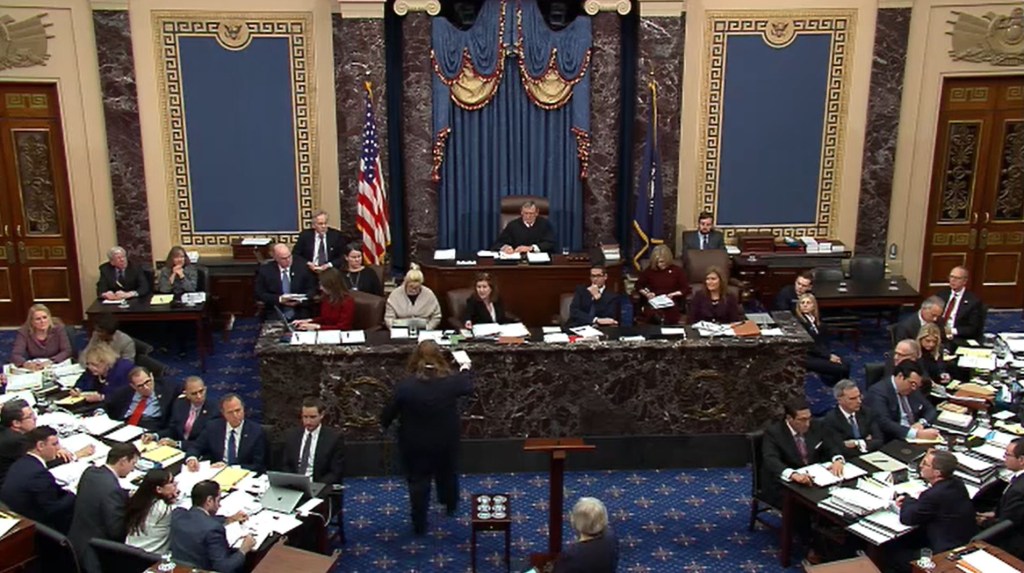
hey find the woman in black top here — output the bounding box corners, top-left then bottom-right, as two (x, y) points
(917, 323), (949, 385)
(462, 272), (508, 329)
(794, 293), (850, 386)
(340, 243), (383, 296)
(381, 340), (474, 535)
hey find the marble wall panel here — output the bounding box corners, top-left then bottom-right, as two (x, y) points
(334, 15), (388, 240)
(401, 13), (438, 262)
(856, 8), (911, 256)
(586, 13), (622, 248)
(93, 10), (151, 264)
(636, 15), (685, 248)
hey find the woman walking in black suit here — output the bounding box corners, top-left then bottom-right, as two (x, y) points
(381, 340), (474, 535)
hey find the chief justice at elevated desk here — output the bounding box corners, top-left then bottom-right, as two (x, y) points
(492, 200), (556, 254)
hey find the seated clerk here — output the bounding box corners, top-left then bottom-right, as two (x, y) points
(0, 426), (76, 533)
(384, 265), (442, 330)
(761, 397), (845, 508)
(149, 376), (218, 450)
(339, 243), (384, 296)
(820, 379), (884, 459)
(492, 200), (557, 254)
(105, 367), (178, 433)
(185, 394), (266, 473)
(794, 293), (850, 386)
(463, 273), (509, 329)
(292, 268), (355, 331)
(567, 266), (619, 328)
(72, 342), (134, 404)
(633, 245), (688, 325)
(688, 266), (742, 324)
(865, 359), (939, 443)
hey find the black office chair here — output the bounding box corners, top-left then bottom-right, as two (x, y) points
(746, 430), (779, 532)
(887, 323), (898, 348)
(262, 424), (282, 471)
(971, 518), (1013, 543)
(90, 538), (160, 573)
(864, 362), (887, 387)
(142, 267), (156, 293)
(34, 521), (81, 573)
(849, 256), (885, 282)
(812, 267), (844, 283)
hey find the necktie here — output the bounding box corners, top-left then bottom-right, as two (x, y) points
(227, 429), (237, 465)
(899, 394), (916, 424)
(183, 406), (199, 439)
(116, 269), (124, 287)
(795, 434), (808, 465)
(808, 318), (818, 335)
(943, 292), (958, 322)
(701, 234), (707, 250)
(127, 396), (148, 426)
(317, 235), (327, 265)
(298, 431), (312, 475)
(849, 414), (861, 439)
(281, 269), (291, 294)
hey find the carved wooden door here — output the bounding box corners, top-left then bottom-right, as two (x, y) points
(923, 76), (1024, 309)
(0, 83), (82, 325)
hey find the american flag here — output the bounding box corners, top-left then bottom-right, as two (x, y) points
(356, 83), (390, 265)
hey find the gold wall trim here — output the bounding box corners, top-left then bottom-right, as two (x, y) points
(948, 8), (1024, 67)
(584, 0), (632, 16)
(28, 266), (71, 302)
(4, 92), (48, 108)
(639, 0), (685, 17)
(336, 0), (385, 19)
(697, 10), (856, 240)
(0, 268), (10, 302)
(152, 11), (318, 252)
(392, 0), (440, 16)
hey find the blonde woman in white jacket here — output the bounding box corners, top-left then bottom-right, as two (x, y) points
(385, 264), (442, 330)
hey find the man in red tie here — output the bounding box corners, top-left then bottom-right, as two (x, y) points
(936, 266), (985, 347)
(107, 367), (177, 432)
(761, 397), (844, 507)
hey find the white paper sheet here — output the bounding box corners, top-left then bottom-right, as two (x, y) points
(49, 460), (90, 491)
(471, 323), (502, 337)
(79, 414), (121, 436)
(433, 248), (456, 261)
(661, 327), (687, 336)
(59, 433), (110, 463)
(0, 390), (36, 407)
(569, 325), (604, 338)
(217, 490), (262, 518)
(543, 333), (570, 344)
(0, 517), (20, 540)
(289, 332), (317, 345)
(541, 326), (563, 334)
(958, 548), (1022, 573)
(341, 330), (366, 344)
(104, 424), (146, 443)
(498, 323), (530, 338)
(315, 330), (341, 345)
(526, 252), (550, 264)
(389, 327), (410, 339)
(451, 351), (471, 367)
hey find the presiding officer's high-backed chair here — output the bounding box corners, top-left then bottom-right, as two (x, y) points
(499, 195), (550, 231)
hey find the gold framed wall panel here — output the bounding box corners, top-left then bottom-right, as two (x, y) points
(152, 11), (318, 254)
(696, 9), (856, 240)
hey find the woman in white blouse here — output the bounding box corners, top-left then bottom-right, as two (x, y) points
(125, 469), (178, 554)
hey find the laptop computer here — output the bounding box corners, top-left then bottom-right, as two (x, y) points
(261, 471), (312, 514)
(275, 306), (298, 342)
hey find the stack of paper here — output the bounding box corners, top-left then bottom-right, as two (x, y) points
(213, 467), (251, 491)
(79, 414), (121, 436)
(60, 433), (110, 464)
(821, 487), (889, 516)
(543, 333), (570, 344)
(217, 490), (262, 517)
(433, 248), (456, 261)
(142, 445), (186, 468)
(798, 462), (868, 487)
(105, 425), (146, 443)
(4, 370), (42, 392)
(958, 548), (1022, 573)
(847, 509), (914, 545)
(240, 238), (271, 246)
(860, 451), (907, 472)
(648, 295), (674, 309)
(498, 323), (530, 338)
(526, 252), (550, 264)
(569, 325), (604, 339)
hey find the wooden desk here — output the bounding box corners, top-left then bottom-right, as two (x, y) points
(813, 277), (920, 310)
(732, 249), (851, 306)
(911, 540), (1024, 572)
(85, 297), (211, 371)
(252, 541), (338, 573)
(0, 518), (35, 572)
(421, 256), (623, 326)
(804, 555), (881, 573)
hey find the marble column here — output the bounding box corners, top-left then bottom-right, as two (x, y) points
(333, 14), (388, 238)
(636, 15), (685, 247)
(585, 13), (622, 247)
(401, 13), (438, 261)
(855, 8), (912, 256)
(93, 11), (152, 264)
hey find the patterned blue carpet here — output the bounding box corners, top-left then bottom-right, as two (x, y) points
(3, 309), (1022, 571)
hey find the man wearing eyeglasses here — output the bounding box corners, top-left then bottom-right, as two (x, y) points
(107, 366), (177, 432)
(935, 266), (984, 347)
(150, 376), (218, 450)
(567, 265), (619, 328)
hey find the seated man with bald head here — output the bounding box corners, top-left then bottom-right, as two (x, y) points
(96, 246), (151, 301)
(935, 265), (985, 346)
(254, 243), (317, 320)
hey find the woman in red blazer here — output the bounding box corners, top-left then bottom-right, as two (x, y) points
(295, 268), (355, 331)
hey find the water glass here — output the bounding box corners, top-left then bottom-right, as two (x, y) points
(561, 246), (570, 256)
(158, 553), (175, 572)
(917, 548), (935, 569)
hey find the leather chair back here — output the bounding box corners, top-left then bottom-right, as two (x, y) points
(351, 291), (386, 331)
(850, 256), (885, 282)
(446, 287), (474, 330)
(684, 249), (731, 286)
(813, 266), (844, 283)
(864, 362), (887, 387)
(35, 521), (81, 573)
(367, 265), (386, 290)
(499, 195), (550, 230)
(559, 292), (573, 325)
(747, 430), (765, 498)
(90, 538), (160, 573)
(195, 264), (209, 292)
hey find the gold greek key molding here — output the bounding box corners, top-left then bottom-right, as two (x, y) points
(337, 0), (385, 19)
(0, 13), (52, 71)
(393, 0), (441, 16)
(584, 0), (632, 16)
(948, 8), (1024, 67)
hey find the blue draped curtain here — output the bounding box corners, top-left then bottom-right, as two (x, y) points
(432, 0), (591, 252)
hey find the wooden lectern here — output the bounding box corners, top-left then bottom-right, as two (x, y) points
(523, 438), (595, 568)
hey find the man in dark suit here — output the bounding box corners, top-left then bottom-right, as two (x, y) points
(0, 426), (75, 533)
(106, 366), (178, 433)
(0, 400), (93, 488)
(772, 270), (814, 312)
(96, 245), (151, 301)
(820, 379), (884, 458)
(68, 443), (138, 573)
(254, 243), (317, 320)
(171, 480), (255, 573)
(894, 450), (977, 570)
(681, 211), (725, 251)
(493, 200), (556, 254)
(154, 376), (218, 449)
(761, 397), (843, 507)
(935, 265), (985, 346)
(865, 360), (939, 442)
(892, 296), (945, 343)
(977, 438), (1024, 557)
(185, 394), (267, 473)
(567, 265), (619, 328)
(292, 210), (350, 275)
(281, 397), (344, 485)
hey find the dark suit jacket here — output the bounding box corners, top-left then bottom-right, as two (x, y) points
(985, 474), (1024, 556)
(254, 261), (317, 317)
(553, 528), (619, 573)
(68, 465), (128, 573)
(281, 426), (345, 485)
(893, 312), (947, 345)
(0, 455), (75, 533)
(681, 230), (725, 251)
(159, 398), (219, 447)
(105, 378), (179, 432)
(463, 296), (508, 325)
(187, 419), (267, 473)
(567, 286), (619, 328)
(772, 284), (798, 312)
(381, 372), (474, 454)
(899, 478), (977, 552)
(935, 287), (984, 342)
(492, 217), (556, 253)
(761, 420), (833, 506)
(96, 262), (151, 298)
(292, 227), (349, 270)
(798, 317), (832, 360)
(865, 378), (937, 441)
(170, 507), (245, 573)
(0, 429), (61, 489)
(820, 407), (884, 458)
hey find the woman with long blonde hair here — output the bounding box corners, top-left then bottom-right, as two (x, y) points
(794, 293), (849, 386)
(10, 303), (72, 369)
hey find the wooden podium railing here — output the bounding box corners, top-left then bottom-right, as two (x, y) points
(523, 437), (595, 567)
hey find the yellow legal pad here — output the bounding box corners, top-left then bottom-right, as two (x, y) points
(54, 395), (85, 406)
(212, 467), (250, 491)
(150, 294), (174, 305)
(141, 445), (184, 463)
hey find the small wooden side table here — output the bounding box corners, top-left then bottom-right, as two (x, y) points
(471, 493), (511, 573)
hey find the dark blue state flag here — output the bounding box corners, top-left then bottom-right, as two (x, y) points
(631, 84), (664, 271)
